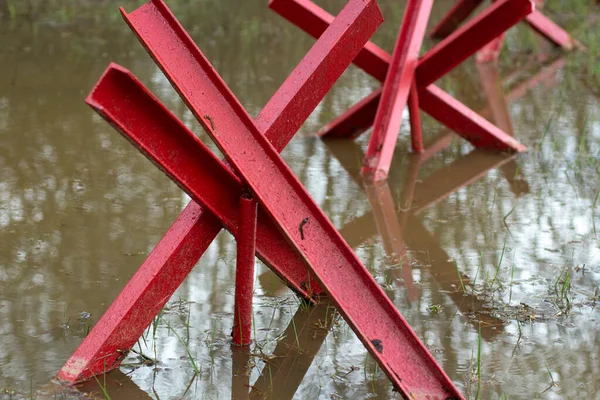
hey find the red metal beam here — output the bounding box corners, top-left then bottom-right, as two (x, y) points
(121, 1), (462, 397)
(57, 0), (380, 384)
(361, 0), (433, 181)
(274, 0), (531, 153)
(525, 10), (577, 51)
(408, 81), (423, 152)
(233, 193), (257, 346)
(430, 0), (578, 60)
(419, 85), (526, 152)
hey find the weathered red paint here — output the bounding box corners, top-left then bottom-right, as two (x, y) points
(57, 0), (380, 383)
(430, 0), (579, 62)
(121, 0), (462, 397)
(408, 81), (423, 153)
(273, 0), (531, 157)
(233, 194), (257, 346)
(361, 0), (433, 181)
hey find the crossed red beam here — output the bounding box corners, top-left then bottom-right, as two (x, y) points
(271, 0), (532, 182)
(57, 0), (375, 384)
(430, 0), (581, 63)
(57, 0), (464, 397)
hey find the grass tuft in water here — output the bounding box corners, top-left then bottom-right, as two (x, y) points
(165, 320), (200, 375)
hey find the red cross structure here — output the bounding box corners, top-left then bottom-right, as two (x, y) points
(430, 0), (582, 63)
(246, 140), (526, 399)
(247, 54), (560, 398)
(270, 0), (533, 182)
(56, 0), (465, 398)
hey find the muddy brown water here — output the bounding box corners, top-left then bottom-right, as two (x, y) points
(1, 0), (600, 399)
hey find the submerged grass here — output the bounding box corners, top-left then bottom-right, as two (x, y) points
(165, 320), (200, 376)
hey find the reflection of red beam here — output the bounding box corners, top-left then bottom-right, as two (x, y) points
(505, 58), (565, 103)
(77, 370), (152, 399)
(418, 133), (455, 166)
(57, 0), (380, 384)
(328, 142), (522, 339)
(477, 57), (565, 120)
(364, 181), (419, 302)
(412, 151), (517, 215)
(337, 196), (506, 341)
(477, 63), (514, 134)
(249, 303), (333, 400)
(401, 214), (506, 340)
(232, 346), (251, 400)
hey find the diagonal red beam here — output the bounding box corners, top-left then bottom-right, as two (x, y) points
(524, 10), (577, 50)
(419, 85), (525, 151)
(430, 0), (577, 51)
(121, 1), (463, 397)
(56, 0), (381, 384)
(362, 0), (433, 182)
(273, 0), (531, 152)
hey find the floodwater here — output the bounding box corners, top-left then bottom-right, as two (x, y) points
(1, 0), (600, 399)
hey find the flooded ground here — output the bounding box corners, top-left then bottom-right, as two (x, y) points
(1, 0), (600, 398)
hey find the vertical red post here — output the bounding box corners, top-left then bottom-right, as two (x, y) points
(361, 0), (433, 182)
(408, 80), (423, 153)
(233, 192), (257, 346)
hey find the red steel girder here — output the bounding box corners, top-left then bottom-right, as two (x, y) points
(271, 0), (530, 166)
(121, 0), (462, 397)
(361, 0), (433, 181)
(57, 0), (381, 384)
(430, 0), (578, 56)
(233, 193), (257, 346)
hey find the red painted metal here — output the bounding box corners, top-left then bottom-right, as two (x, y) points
(525, 10), (577, 51)
(430, 0), (579, 62)
(121, 1), (463, 397)
(274, 0), (531, 154)
(408, 81), (423, 153)
(415, 0), (533, 86)
(361, 0), (433, 181)
(419, 85), (526, 152)
(56, 200), (220, 383)
(57, 0), (380, 383)
(233, 194), (257, 346)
